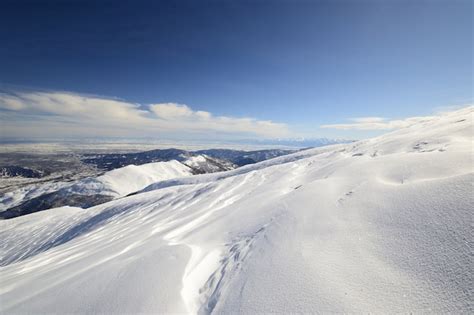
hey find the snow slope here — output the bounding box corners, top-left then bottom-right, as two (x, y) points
(0, 107), (472, 313)
(0, 180), (70, 212)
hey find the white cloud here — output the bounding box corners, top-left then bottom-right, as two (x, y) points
(0, 91), (290, 139)
(321, 103), (474, 131)
(321, 115), (435, 130)
(350, 117), (386, 123)
(0, 95), (27, 110)
(150, 103), (194, 119)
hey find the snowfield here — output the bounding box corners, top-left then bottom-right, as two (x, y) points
(0, 107), (473, 314)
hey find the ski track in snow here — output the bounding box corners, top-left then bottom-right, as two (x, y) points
(0, 107), (473, 314)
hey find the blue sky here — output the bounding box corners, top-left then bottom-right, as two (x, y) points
(0, 0), (472, 141)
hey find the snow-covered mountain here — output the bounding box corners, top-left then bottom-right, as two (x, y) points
(181, 155), (236, 173)
(0, 154), (237, 218)
(0, 160), (193, 218)
(81, 148), (292, 171)
(67, 159), (193, 197)
(0, 107), (472, 313)
(195, 148), (297, 166)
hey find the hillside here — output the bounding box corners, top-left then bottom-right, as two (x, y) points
(0, 107), (472, 314)
(0, 160), (194, 218)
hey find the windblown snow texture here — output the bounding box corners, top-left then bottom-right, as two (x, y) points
(0, 107), (472, 314)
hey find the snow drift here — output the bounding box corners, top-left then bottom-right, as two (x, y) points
(0, 107), (472, 314)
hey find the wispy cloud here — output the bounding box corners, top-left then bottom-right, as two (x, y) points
(321, 103), (474, 131)
(0, 91), (290, 139)
(320, 115), (436, 130)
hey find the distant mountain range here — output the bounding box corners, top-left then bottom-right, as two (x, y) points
(80, 148), (299, 171)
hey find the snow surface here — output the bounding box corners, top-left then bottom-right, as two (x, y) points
(0, 107), (473, 314)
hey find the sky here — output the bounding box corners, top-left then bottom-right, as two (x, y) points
(0, 0), (472, 142)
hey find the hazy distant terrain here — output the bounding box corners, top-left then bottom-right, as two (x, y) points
(0, 152), (100, 193)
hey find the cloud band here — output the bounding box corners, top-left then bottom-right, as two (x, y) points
(0, 91), (290, 139)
